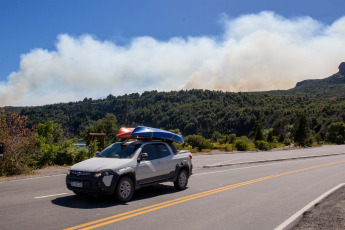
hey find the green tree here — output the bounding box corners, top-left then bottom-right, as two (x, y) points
(253, 122), (264, 141)
(37, 121), (65, 165)
(294, 113), (310, 147)
(168, 129), (182, 135)
(278, 133), (285, 143)
(37, 121), (64, 144)
(267, 129), (274, 143)
(82, 113), (119, 148)
(326, 122), (345, 144)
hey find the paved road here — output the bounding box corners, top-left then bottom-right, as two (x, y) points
(193, 145), (345, 168)
(1, 146), (345, 230)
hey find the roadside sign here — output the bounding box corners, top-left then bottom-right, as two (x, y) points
(0, 143), (3, 157)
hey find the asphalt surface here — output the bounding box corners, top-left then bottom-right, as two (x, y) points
(0, 145), (345, 230)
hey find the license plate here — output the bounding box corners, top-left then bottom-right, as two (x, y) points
(71, 181), (83, 188)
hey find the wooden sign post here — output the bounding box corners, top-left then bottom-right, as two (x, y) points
(89, 133), (106, 150)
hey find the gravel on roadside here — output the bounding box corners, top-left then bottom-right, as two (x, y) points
(292, 185), (345, 230)
(0, 166), (70, 182)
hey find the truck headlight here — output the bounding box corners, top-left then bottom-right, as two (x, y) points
(94, 170), (113, 178)
(94, 172), (102, 178)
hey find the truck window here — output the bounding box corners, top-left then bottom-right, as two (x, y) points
(141, 144), (159, 160)
(98, 142), (140, 159)
(168, 143), (178, 154)
(157, 144), (171, 158)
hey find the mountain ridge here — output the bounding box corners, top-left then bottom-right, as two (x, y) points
(268, 62), (345, 97)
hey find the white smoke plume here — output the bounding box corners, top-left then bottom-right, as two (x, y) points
(1, 11), (345, 106)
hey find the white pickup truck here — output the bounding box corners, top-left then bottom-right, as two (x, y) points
(66, 140), (193, 202)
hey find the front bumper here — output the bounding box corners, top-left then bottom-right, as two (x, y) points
(66, 172), (119, 195)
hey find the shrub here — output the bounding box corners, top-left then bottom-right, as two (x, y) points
(284, 138), (292, 146)
(172, 143), (183, 150)
(88, 138), (100, 156)
(75, 148), (92, 162)
(37, 121), (96, 166)
(234, 137), (249, 151)
(211, 131), (223, 142)
(39, 143), (59, 166)
(211, 132), (236, 145)
(184, 135), (213, 151)
(213, 143), (234, 151)
(0, 111), (39, 176)
(255, 140), (270, 151)
(181, 145), (198, 153)
(228, 134), (237, 144)
(222, 144), (233, 152)
(201, 149), (211, 153)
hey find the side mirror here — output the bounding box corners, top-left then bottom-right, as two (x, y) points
(137, 153), (148, 162)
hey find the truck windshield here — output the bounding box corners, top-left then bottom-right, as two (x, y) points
(97, 142), (140, 159)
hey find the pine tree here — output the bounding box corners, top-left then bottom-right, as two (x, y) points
(294, 113), (309, 147)
(254, 122), (264, 141)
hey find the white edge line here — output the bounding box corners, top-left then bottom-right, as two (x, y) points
(274, 183), (345, 230)
(35, 193), (68, 199)
(193, 161), (292, 176)
(206, 158), (241, 167)
(0, 174), (66, 183)
(203, 152), (345, 168)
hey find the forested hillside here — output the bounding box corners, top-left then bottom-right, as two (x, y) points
(4, 89), (345, 140)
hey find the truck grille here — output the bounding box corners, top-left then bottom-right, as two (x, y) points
(70, 170), (91, 177)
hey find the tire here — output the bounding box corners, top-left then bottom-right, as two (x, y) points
(174, 169), (188, 190)
(116, 176), (134, 202)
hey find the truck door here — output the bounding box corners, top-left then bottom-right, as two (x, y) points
(136, 143), (161, 183)
(156, 143), (175, 176)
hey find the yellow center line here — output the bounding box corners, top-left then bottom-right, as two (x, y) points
(65, 160), (345, 230)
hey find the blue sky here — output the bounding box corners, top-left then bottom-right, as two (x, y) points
(1, 0), (345, 106)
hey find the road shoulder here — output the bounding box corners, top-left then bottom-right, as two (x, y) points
(292, 183), (345, 230)
(275, 183), (345, 230)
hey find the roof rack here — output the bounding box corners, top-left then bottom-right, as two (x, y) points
(119, 137), (174, 143)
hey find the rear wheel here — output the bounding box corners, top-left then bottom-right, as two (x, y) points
(174, 169), (188, 190)
(116, 176), (134, 202)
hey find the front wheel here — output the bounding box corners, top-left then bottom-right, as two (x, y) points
(174, 169), (188, 190)
(116, 176), (134, 202)
(73, 191), (84, 196)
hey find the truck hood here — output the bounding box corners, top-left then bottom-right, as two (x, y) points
(70, 157), (132, 172)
